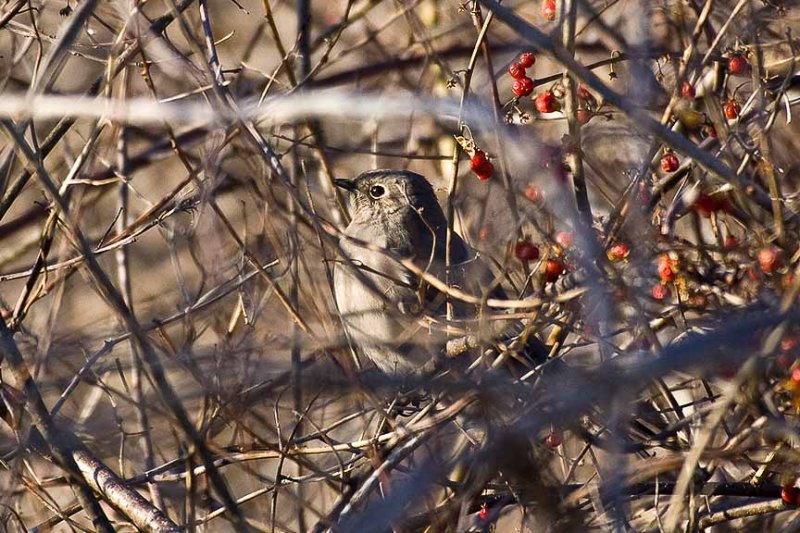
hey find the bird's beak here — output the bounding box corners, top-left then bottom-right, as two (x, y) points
(333, 179), (357, 192)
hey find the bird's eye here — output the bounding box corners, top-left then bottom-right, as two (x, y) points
(369, 184), (386, 199)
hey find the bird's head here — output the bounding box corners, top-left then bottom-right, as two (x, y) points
(334, 170), (446, 229)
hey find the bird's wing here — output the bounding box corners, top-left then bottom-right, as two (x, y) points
(337, 240), (424, 317)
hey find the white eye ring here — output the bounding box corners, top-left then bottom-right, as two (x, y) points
(369, 184), (386, 199)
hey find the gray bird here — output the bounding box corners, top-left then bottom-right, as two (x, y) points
(332, 169), (539, 377)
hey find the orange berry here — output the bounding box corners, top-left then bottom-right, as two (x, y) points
(657, 255), (677, 283)
(680, 82), (696, 100)
(651, 283), (670, 300)
(541, 0), (556, 20)
(607, 242), (630, 262)
(757, 246), (782, 273)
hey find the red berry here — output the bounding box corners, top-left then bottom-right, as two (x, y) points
(692, 193), (717, 218)
(508, 62), (526, 79)
(470, 150), (494, 180)
(782, 335), (800, 354)
(724, 235), (738, 249)
(541, 0), (556, 20)
(577, 108), (592, 124)
(475, 161), (494, 181)
(545, 429), (562, 448)
(544, 259), (565, 282)
(518, 52), (536, 69)
(660, 152), (680, 173)
(723, 99), (740, 120)
(470, 149), (487, 167)
(758, 246), (782, 273)
(607, 242), (630, 262)
(728, 54), (749, 76)
(555, 231), (573, 248)
(478, 504), (489, 520)
(782, 485), (799, 506)
(680, 82), (696, 100)
(512, 76), (535, 98)
(651, 283), (670, 300)
(514, 240), (540, 262)
(524, 183), (544, 203)
(534, 91), (559, 113)
(657, 255), (676, 283)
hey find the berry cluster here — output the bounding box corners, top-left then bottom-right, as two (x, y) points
(512, 229), (571, 285)
(649, 254), (675, 300)
(508, 52), (536, 98)
(652, 50), (751, 185)
(453, 4), (798, 527)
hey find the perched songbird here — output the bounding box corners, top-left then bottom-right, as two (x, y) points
(332, 169), (542, 378)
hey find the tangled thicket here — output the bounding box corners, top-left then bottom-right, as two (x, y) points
(0, 0), (799, 531)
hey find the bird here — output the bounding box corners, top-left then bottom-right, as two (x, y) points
(332, 169), (544, 379)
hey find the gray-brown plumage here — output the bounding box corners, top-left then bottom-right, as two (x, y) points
(332, 169), (532, 377)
